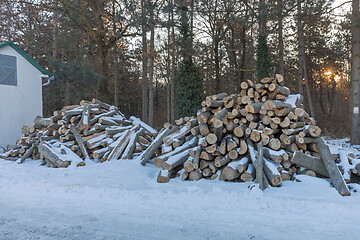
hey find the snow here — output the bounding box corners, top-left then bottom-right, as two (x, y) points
(1, 140), (360, 239)
(285, 94), (302, 108)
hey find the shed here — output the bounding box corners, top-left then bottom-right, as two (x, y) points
(0, 41), (50, 148)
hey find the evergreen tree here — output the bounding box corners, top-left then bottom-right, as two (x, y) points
(174, 1), (204, 117)
(256, 36), (271, 80)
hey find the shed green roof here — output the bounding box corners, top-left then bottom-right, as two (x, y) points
(0, 41), (50, 76)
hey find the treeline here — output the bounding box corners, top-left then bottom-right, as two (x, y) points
(0, 0), (354, 137)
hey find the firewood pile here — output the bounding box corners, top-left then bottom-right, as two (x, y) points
(0, 98), (156, 167)
(141, 74), (358, 196)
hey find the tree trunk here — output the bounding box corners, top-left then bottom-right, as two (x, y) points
(277, 0), (284, 77)
(239, 0), (248, 84)
(351, 0), (360, 145)
(166, 1), (171, 123)
(170, 1), (176, 123)
(148, 3), (155, 126)
(297, 0), (304, 95)
(297, 0), (315, 117)
(214, 36), (221, 93)
(141, 0), (148, 123)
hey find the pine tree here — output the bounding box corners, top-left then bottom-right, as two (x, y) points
(174, 0), (204, 117)
(256, 36), (271, 80)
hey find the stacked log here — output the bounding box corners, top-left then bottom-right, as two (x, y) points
(153, 75), (354, 196)
(0, 98), (155, 167)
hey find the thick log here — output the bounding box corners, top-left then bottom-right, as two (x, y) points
(234, 124), (247, 137)
(163, 126), (190, 146)
(77, 104), (91, 131)
(263, 158), (282, 186)
(226, 138), (237, 152)
(33, 116), (51, 128)
(70, 125), (90, 160)
(302, 125), (322, 138)
(245, 103), (263, 113)
(314, 137), (350, 196)
(184, 158), (195, 172)
(237, 157), (249, 173)
(222, 161), (241, 180)
(89, 109), (117, 125)
(154, 137), (197, 167)
(250, 130), (261, 143)
(267, 138), (280, 151)
(213, 120), (223, 144)
(105, 126), (133, 135)
(255, 141), (267, 190)
(163, 149), (192, 171)
(157, 169), (172, 183)
(206, 99), (224, 107)
(262, 100), (292, 110)
(291, 151), (329, 177)
(263, 147), (283, 164)
(38, 142), (71, 168)
(247, 139), (263, 187)
(189, 170), (203, 181)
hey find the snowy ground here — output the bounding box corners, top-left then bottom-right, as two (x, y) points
(1, 140), (360, 239)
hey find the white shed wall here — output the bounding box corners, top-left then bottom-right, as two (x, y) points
(0, 45), (43, 147)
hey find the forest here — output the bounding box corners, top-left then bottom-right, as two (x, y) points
(0, 0), (358, 142)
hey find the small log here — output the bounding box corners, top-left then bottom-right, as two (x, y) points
(262, 100), (292, 110)
(17, 143), (37, 164)
(202, 167), (213, 177)
(199, 123), (210, 136)
(268, 138), (281, 150)
(139, 127), (178, 165)
(184, 158), (195, 172)
(215, 155), (231, 167)
(70, 125), (90, 160)
(106, 130), (132, 160)
(263, 147), (283, 164)
(122, 128), (145, 159)
(163, 149), (191, 171)
(205, 133), (217, 145)
(77, 104), (91, 131)
(193, 145), (202, 169)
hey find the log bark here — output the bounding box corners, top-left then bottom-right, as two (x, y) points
(263, 158), (282, 186)
(70, 124), (90, 160)
(315, 137), (351, 196)
(140, 127), (177, 165)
